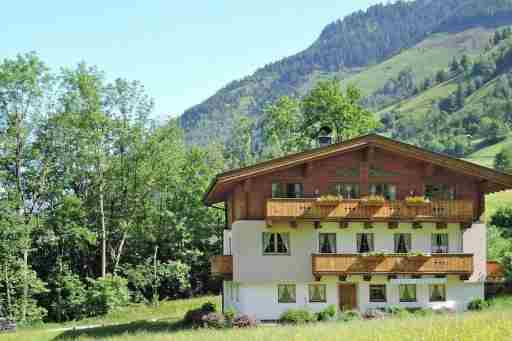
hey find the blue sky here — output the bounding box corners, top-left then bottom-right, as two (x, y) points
(2, 1), (383, 120)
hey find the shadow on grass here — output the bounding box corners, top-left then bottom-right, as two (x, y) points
(52, 318), (187, 340)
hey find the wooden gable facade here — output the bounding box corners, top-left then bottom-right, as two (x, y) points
(205, 134), (512, 227)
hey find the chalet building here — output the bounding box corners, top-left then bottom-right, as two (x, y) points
(206, 134), (512, 319)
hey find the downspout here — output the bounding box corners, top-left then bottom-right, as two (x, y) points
(206, 202), (228, 313)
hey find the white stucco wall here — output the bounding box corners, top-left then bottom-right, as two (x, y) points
(463, 223), (487, 282)
(223, 275), (484, 320)
(231, 220), (465, 284)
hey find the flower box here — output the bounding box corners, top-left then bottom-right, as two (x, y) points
(405, 196), (431, 207)
(361, 195), (386, 207)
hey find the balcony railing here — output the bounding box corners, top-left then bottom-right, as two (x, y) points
(266, 199), (474, 222)
(312, 253), (473, 276)
(210, 255), (233, 278)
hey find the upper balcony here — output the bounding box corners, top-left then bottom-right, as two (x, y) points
(266, 199), (474, 223)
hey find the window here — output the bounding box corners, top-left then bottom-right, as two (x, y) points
(332, 183), (360, 199)
(399, 284), (417, 302)
(319, 233), (337, 253)
(308, 284), (327, 303)
(272, 183), (303, 198)
(425, 184), (455, 200)
(278, 284), (296, 303)
(226, 282), (240, 303)
(429, 284), (446, 302)
(431, 233), (449, 253)
(263, 232), (290, 255)
(357, 233), (374, 253)
(369, 285), (386, 302)
(370, 184), (397, 200)
(394, 233), (412, 253)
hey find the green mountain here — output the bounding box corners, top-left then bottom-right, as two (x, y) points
(178, 0), (512, 150)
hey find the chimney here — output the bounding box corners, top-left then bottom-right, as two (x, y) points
(318, 126), (333, 147)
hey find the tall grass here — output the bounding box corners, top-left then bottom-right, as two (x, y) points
(6, 296), (512, 341)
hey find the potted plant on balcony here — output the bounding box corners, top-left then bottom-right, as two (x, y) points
(405, 251), (429, 261)
(361, 195), (386, 207)
(405, 196), (431, 207)
(315, 194), (343, 207)
(362, 251), (387, 261)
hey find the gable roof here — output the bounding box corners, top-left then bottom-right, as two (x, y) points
(204, 134), (512, 204)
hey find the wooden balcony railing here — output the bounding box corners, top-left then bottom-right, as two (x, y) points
(266, 199), (474, 222)
(312, 253), (473, 276)
(210, 255), (233, 278)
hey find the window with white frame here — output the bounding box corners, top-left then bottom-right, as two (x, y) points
(263, 232), (290, 255)
(278, 284), (296, 303)
(308, 284), (327, 303)
(431, 233), (449, 253)
(429, 284), (446, 302)
(331, 183), (360, 199)
(399, 284), (417, 302)
(319, 233), (337, 253)
(394, 233), (412, 253)
(370, 184), (397, 200)
(369, 284), (386, 302)
(357, 233), (374, 253)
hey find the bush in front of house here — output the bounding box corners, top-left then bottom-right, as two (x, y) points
(468, 298), (489, 311)
(363, 308), (389, 319)
(201, 312), (225, 329)
(338, 310), (362, 322)
(224, 307), (237, 327)
(184, 301), (218, 327)
(316, 305), (337, 321)
(280, 308), (317, 324)
(233, 314), (258, 328)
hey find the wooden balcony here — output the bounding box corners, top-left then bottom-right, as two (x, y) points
(312, 253), (473, 276)
(266, 199), (474, 222)
(210, 255), (233, 279)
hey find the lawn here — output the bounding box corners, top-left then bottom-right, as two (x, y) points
(4, 296), (512, 341)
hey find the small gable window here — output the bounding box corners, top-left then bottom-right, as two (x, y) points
(272, 183), (303, 198)
(425, 184), (455, 200)
(370, 184), (397, 200)
(332, 183), (360, 199)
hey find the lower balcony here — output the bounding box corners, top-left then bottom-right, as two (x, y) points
(312, 253), (473, 277)
(210, 255), (233, 279)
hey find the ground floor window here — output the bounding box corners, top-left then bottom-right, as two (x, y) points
(369, 284), (386, 302)
(278, 284), (296, 303)
(429, 284), (446, 302)
(399, 284), (417, 302)
(308, 284), (327, 303)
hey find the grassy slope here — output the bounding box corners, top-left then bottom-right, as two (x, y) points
(343, 27), (493, 97)
(7, 296), (512, 341)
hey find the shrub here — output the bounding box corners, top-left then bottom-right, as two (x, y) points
(280, 308), (317, 324)
(224, 307), (237, 326)
(85, 275), (129, 317)
(338, 310), (362, 322)
(201, 302), (216, 313)
(468, 298), (489, 311)
(183, 301), (218, 327)
(363, 308), (388, 319)
(408, 307), (433, 316)
(201, 312), (225, 329)
(233, 314), (258, 328)
(316, 305), (337, 321)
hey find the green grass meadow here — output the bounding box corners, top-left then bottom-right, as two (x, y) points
(4, 296), (512, 341)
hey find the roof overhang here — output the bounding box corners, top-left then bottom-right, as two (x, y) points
(204, 134), (512, 205)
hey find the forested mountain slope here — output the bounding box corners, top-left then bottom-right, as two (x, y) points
(179, 0), (512, 145)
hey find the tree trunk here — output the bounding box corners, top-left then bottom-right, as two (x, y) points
(153, 245), (159, 306)
(22, 249), (28, 322)
(100, 181), (107, 278)
(4, 263), (11, 315)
